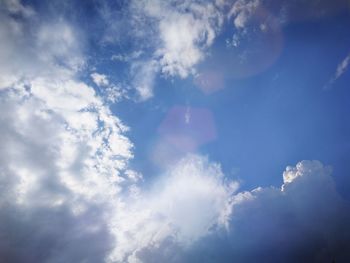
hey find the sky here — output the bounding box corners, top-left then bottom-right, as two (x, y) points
(0, 0), (350, 262)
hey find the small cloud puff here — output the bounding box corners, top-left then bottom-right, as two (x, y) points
(91, 72), (110, 87)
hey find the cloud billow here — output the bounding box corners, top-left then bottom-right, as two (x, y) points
(0, 1), (134, 261)
(132, 160), (350, 263)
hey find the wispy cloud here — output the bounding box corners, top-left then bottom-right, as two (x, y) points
(333, 53), (350, 81)
(228, 0), (260, 29)
(106, 0), (225, 100)
(326, 53), (350, 88)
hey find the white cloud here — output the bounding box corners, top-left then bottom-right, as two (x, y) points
(122, 0), (224, 99)
(91, 72), (110, 87)
(0, 2), (134, 261)
(333, 53), (350, 81)
(155, 3), (222, 78)
(111, 51), (143, 63)
(0, 78), (134, 261)
(335, 54), (350, 78)
(128, 160), (350, 263)
(282, 160), (331, 184)
(109, 155), (238, 262)
(325, 53), (350, 88)
(228, 0), (260, 29)
(90, 72), (126, 103)
(130, 60), (159, 101)
(36, 22), (84, 70)
(0, 5), (83, 90)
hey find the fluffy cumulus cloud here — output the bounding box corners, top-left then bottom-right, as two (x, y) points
(109, 155), (237, 262)
(0, 1), (84, 89)
(0, 82), (133, 262)
(130, 160), (350, 263)
(0, 1), (134, 262)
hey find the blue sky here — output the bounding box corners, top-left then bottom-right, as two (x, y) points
(110, 3), (350, 195)
(1, 0), (350, 262)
